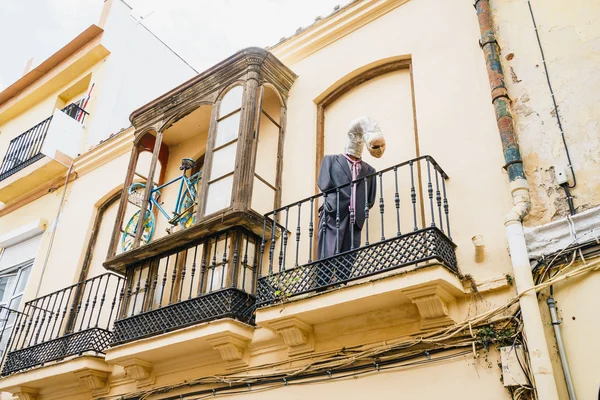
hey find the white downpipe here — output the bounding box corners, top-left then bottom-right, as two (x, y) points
(505, 179), (559, 400)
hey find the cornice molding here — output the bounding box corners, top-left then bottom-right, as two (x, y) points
(271, 0), (411, 65)
(129, 48), (296, 130)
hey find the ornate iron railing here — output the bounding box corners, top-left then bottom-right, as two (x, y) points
(112, 228), (258, 346)
(1, 273), (123, 376)
(0, 306), (26, 369)
(256, 155), (457, 306)
(0, 103), (88, 182)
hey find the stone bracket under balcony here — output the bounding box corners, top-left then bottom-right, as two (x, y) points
(0, 356), (113, 400)
(105, 319), (254, 383)
(256, 264), (465, 354)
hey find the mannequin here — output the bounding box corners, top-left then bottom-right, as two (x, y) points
(316, 117), (386, 288)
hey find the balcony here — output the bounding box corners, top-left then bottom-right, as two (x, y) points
(0, 103), (88, 204)
(0, 273), (122, 378)
(254, 156), (463, 354)
(104, 228), (258, 377)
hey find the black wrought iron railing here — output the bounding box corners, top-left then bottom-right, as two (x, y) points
(112, 228), (258, 345)
(0, 306), (26, 369)
(256, 155), (457, 306)
(0, 103), (88, 182)
(1, 273), (123, 376)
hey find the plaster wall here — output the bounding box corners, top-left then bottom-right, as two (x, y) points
(0, 150), (130, 305)
(276, 0), (514, 284)
(492, 0), (600, 226)
(87, 0), (197, 147)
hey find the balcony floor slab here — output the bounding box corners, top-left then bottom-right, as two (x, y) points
(256, 264), (465, 350)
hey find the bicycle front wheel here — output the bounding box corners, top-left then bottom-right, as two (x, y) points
(121, 209), (156, 252)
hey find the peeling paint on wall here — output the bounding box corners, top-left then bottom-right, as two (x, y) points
(492, 0), (600, 227)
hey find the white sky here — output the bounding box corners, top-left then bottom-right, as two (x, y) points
(0, 0), (349, 91)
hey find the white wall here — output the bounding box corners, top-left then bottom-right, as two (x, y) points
(86, 0), (197, 146)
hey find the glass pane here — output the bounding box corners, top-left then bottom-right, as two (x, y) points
(0, 276), (15, 303)
(204, 175), (234, 216)
(14, 266), (31, 295)
(215, 112), (241, 148)
(209, 142), (237, 180)
(8, 295), (22, 312)
(251, 177), (275, 215)
(220, 86), (243, 117)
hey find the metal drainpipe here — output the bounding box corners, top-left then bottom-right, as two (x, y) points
(547, 297), (577, 400)
(474, 1), (560, 399)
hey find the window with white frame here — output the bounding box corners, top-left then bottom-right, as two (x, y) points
(0, 234), (41, 357)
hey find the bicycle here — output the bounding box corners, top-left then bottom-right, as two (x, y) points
(121, 158), (201, 251)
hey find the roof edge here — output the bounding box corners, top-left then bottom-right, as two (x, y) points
(0, 24), (104, 109)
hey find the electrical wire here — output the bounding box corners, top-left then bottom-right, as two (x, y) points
(527, 0), (576, 189)
(101, 257), (600, 400)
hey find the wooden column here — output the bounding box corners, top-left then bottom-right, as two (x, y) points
(196, 105), (220, 220)
(274, 105), (287, 210)
(108, 145), (140, 258)
(231, 63), (261, 211)
(133, 129), (163, 248)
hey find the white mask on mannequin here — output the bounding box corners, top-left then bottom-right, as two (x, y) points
(345, 117), (386, 159)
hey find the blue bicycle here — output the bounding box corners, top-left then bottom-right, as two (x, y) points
(121, 158), (201, 251)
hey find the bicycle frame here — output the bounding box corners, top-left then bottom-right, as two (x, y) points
(148, 170), (201, 224)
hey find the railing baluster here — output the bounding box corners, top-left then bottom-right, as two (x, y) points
(149, 259), (158, 310)
(258, 218), (266, 286)
(269, 212), (277, 274)
(393, 166), (401, 236)
(242, 234), (250, 291)
(209, 236), (218, 292)
(159, 255), (169, 308)
(379, 172), (385, 241)
(169, 252), (179, 305)
(442, 175), (451, 240)
(426, 160), (436, 227)
(33, 296), (49, 345)
(79, 280), (93, 331)
(131, 265), (143, 314)
(295, 202), (301, 267)
(335, 189), (340, 254)
(281, 207), (289, 270)
(321, 193), (328, 259)
(95, 275), (110, 328)
(179, 249), (188, 302)
(220, 233), (229, 289)
(42, 293), (58, 342)
(107, 276), (120, 328)
(230, 233), (239, 288)
(58, 287), (74, 338)
(199, 242), (208, 294)
(364, 177), (370, 246)
(434, 164), (444, 233)
(50, 289), (66, 340)
(189, 245), (198, 299)
(409, 160), (418, 231)
(350, 182), (356, 250)
(308, 198), (314, 263)
(87, 277), (102, 329)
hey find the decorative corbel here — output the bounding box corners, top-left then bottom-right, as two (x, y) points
(11, 387), (38, 400)
(269, 317), (314, 356)
(402, 283), (458, 329)
(206, 332), (251, 370)
(120, 358), (154, 388)
(74, 369), (110, 397)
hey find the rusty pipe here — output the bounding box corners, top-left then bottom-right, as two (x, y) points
(474, 0), (524, 182)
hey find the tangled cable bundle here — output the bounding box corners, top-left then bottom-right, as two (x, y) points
(104, 257), (600, 400)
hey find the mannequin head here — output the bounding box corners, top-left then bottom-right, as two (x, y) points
(345, 117), (386, 159)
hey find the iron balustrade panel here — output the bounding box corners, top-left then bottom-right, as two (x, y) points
(111, 288), (255, 345)
(1, 273), (123, 376)
(255, 155), (458, 305)
(2, 328), (112, 375)
(0, 102), (89, 182)
(257, 227), (456, 305)
(0, 306), (26, 369)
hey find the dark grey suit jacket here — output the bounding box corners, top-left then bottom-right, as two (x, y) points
(318, 154), (377, 229)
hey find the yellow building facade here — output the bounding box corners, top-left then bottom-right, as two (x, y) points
(0, 0), (598, 399)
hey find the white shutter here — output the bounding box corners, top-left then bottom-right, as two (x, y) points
(0, 234), (43, 273)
